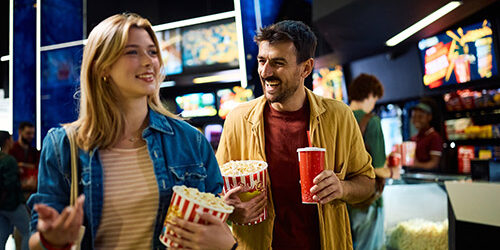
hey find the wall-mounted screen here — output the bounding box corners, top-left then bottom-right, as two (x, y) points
(312, 66), (348, 103)
(156, 28), (182, 75)
(216, 86), (254, 119)
(175, 93), (217, 118)
(155, 17), (241, 86)
(182, 19), (239, 70)
(418, 19), (498, 89)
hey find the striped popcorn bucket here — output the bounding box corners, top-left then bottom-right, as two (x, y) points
(221, 160), (268, 225)
(159, 186), (234, 248)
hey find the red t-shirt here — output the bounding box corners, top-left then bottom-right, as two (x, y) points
(411, 127), (443, 163)
(264, 99), (320, 250)
(9, 141), (40, 192)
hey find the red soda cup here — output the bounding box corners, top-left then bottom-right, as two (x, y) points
(297, 147), (326, 204)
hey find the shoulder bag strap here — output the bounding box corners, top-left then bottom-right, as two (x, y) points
(64, 126), (79, 206)
(358, 112), (374, 136)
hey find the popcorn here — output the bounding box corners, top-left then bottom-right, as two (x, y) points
(172, 185), (233, 212)
(220, 160), (267, 176)
(160, 186), (234, 247)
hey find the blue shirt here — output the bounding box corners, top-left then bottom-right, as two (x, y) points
(27, 109), (223, 249)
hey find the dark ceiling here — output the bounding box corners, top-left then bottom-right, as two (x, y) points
(2, 0), (499, 67)
(86, 0), (234, 37)
(313, 0), (499, 66)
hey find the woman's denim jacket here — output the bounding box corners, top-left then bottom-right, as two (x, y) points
(27, 109), (223, 249)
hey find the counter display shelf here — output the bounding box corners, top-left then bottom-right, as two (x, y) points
(445, 181), (500, 249)
(401, 172), (470, 185)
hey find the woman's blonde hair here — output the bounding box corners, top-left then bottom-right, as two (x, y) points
(69, 13), (176, 151)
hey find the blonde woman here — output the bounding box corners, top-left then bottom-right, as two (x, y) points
(27, 13), (236, 250)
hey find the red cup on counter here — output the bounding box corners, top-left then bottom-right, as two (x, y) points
(297, 147), (326, 204)
(401, 141), (416, 166)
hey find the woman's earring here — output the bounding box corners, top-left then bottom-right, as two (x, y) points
(103, 76), (108, 82)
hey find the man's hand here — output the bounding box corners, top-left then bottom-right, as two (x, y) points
(165, 211), (236, 250)
(223, 186), (266, 224)
(18, 162), (36, 169)
(34, 195), (85, 247)
(310, 170), (344, 204)
(22, 177), (37, 190)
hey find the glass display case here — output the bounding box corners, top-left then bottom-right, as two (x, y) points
(382, 173), (469, 250)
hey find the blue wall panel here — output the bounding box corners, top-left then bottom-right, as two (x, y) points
(13, 0), (36, 141)
(40, 46), (82, 139)
(41, 0), (83, 46)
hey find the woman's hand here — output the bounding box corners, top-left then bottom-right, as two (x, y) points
(166, 210), (236, 250)
(34, 195), (85, 247)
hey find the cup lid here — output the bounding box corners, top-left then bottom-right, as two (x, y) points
(297, 147), (326, 152)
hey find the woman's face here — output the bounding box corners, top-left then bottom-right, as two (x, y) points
(411, 109), (432, 130)
(108, 27), (160, 99)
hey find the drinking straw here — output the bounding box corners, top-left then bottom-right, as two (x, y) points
(307, 131), (312, 147)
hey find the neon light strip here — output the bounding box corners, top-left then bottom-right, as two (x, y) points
(386, 1), (462, 47)
(153, 11), (235, 31)
(41, 39), (87, 51)
(254, 0), (262, 30)
(36, 0), (41, 149)
(8, 0), (13, 134)
(234, 0), (247, 88)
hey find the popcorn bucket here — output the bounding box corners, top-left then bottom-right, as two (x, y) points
(159, 186), (234, 248)
(220, 160), (268, 225)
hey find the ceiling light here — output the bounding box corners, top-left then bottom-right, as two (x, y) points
(386, 1), (462, 47)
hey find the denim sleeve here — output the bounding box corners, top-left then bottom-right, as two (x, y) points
(27, 128), (70, 236)
(197, 130), (223, 195)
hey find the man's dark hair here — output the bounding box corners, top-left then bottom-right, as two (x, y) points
(19, 122), (34, 131)
(254, 20), (317, 64)
(348, 73), (384, 102)
(0, 131), (11, 149)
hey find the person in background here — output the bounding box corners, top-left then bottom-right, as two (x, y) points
(9, 122), (39, 201)
(348, 73), (391, 250)
(27, 13), (235, 250)
(0, 131), (30, 250)
(408, 98), (443, 171)
(216, 20), (376, 249)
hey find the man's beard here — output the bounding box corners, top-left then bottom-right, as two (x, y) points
(21, 136), (31, 145)
(262, 76), (299, 104)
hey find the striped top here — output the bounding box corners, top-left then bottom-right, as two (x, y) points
(95, 144), (159, 250)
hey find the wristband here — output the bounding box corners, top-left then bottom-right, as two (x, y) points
(230, 240), (238, 250)
(39, 233), (72, 250)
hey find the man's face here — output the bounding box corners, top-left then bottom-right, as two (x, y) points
(19, 126), (35, 144)
(257, 41), (306, 104)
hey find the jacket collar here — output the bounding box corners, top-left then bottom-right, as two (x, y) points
(147, 108), (174, 135)
(245, 87), (326, 127)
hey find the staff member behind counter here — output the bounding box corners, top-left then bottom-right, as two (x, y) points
(407, 99), (443, 171)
